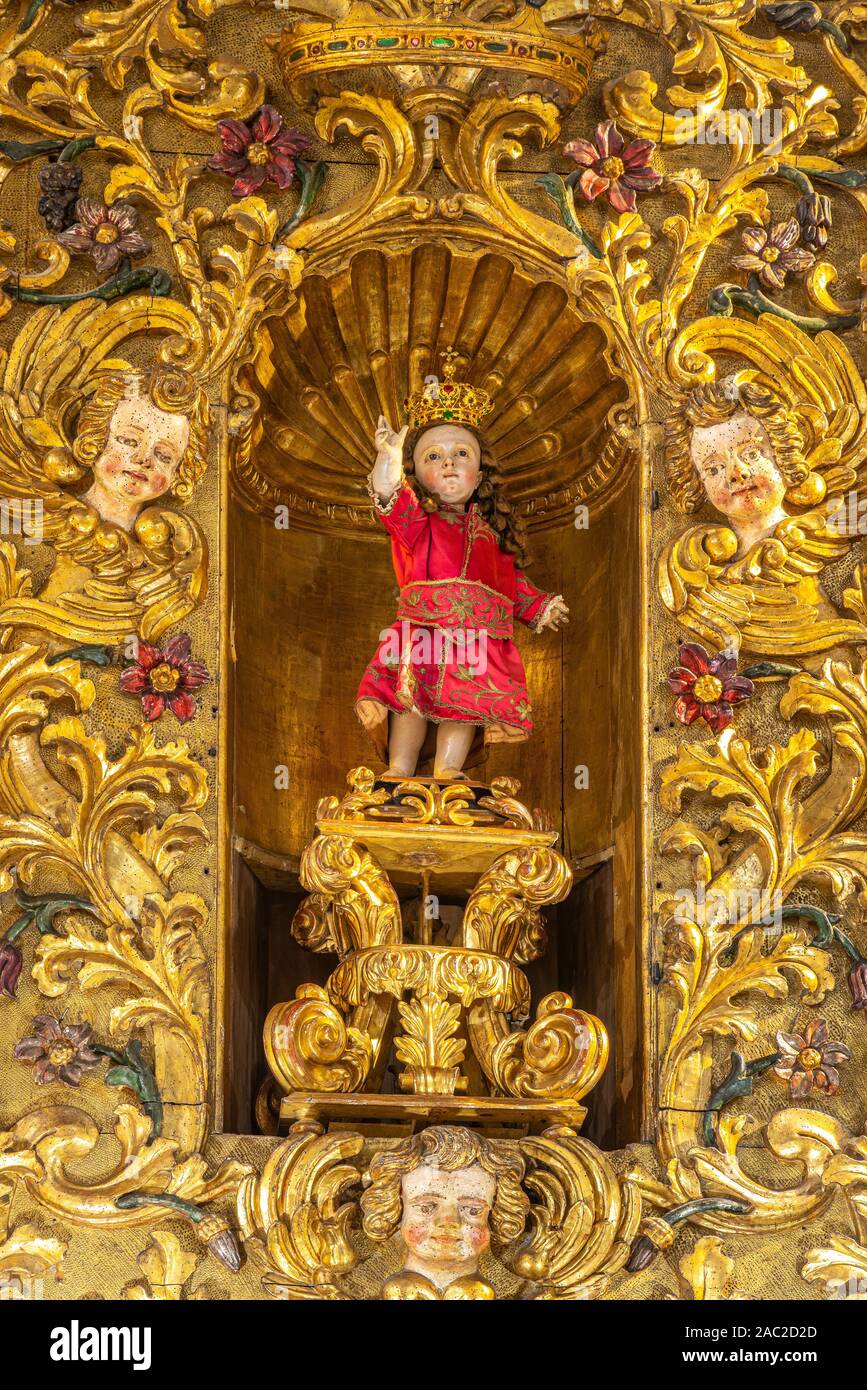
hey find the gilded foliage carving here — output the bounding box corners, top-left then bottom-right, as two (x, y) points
(0, 0), (866, 1304)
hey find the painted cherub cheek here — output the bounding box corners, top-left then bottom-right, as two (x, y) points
(402, 1224), (433, 1252)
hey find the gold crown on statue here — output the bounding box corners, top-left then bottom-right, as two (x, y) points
(404, 351), (494, 432)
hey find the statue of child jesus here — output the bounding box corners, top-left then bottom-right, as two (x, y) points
(355, 353), (569, 780)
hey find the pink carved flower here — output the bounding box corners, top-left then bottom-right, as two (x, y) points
(667, 642), (754, 734)
(563, 119), (662, 213)
(733, 218), (816, 290)
(14, 1015), (101, 1086)
(57, 198), (150, 273)
(773, 1018), (851, 1098)
(119, 632), (209, 722)
(208, 105), (311, 197)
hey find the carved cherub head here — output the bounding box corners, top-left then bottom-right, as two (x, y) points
(667, 381), (820, 549)
(360, 1125), (528, 1299)
(73, 365), (209, 529)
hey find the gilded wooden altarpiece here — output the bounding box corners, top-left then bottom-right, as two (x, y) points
(0, 0), (865, 1304)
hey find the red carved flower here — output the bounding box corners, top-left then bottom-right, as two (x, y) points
(14, 1014), (101, 1086)
(563, 119), (662, 213)
(773, 1018), (851, 1098)
(57, 198), (150, 273)
(667, 642), (754, 734)
(208, 105), (311, 197)
(119, 632), (209, 722)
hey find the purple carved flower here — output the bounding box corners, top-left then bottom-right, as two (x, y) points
(733, 218), (816, 290)
(119, 632), (209, 722)
(0, 939), (22, 999)
(14, 1015), (101, 1086)
(57, 199), (150, 274)
(667, 642), (755, 734)
(849, 960), (867, 1010)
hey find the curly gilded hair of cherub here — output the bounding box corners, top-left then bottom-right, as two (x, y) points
(666, 380), (810, 513)
(360, 1125), (529, 1245)
(72, 365), (210, 504)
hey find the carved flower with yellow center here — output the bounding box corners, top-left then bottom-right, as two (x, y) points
(120, 632), (209, 723)
(14, 1014), (101, 1087)
(774, 1019), (851, 1098)
(563, 118), (661, 213)
(598, 156), (625, 180)
(47, 1039), (76, 1067)
(798, 1046), (823, 1070)
(667, 642), (754, 735)
(149, 662), (181, 693)
(733, 217), (816, 290)
(208, 104), (312, 198)
(57, 197), (150, 274)
(691, 673), (723, 703)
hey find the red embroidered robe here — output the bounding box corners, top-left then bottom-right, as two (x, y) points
(355, 481), (555, 763)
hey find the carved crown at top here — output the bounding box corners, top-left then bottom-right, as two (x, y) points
(272, 0), (605, 107)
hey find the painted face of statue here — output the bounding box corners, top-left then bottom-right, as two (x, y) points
(93, 397), (189, 508)
(412, 424), (481, 506)
(400, 1163), (496, 1286)
(690, 412), (786, 530)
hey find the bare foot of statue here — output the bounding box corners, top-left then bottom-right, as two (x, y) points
(386, 708), (427, 777)
(433, 721), (476, 781)
(385, 710), (478, 779)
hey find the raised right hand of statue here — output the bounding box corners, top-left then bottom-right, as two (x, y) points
(372, 415), (409, 497)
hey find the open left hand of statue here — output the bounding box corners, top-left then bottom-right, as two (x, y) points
(539, 597), (570, 632)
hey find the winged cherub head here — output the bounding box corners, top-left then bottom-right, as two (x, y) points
(360, 1125), (529, 1300)
(666, 381), (821, 554)
(73, 365), (209, 531)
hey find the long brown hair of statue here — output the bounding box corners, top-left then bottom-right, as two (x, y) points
(404, 421), (529, 570)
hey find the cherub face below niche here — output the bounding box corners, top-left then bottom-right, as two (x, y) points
(85, 397), (190, 529)
(690, 411), (787, 543)
(399, 1162), (496, 1288)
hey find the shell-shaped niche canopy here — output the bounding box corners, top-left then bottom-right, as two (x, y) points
(235, 243), (632, 536)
